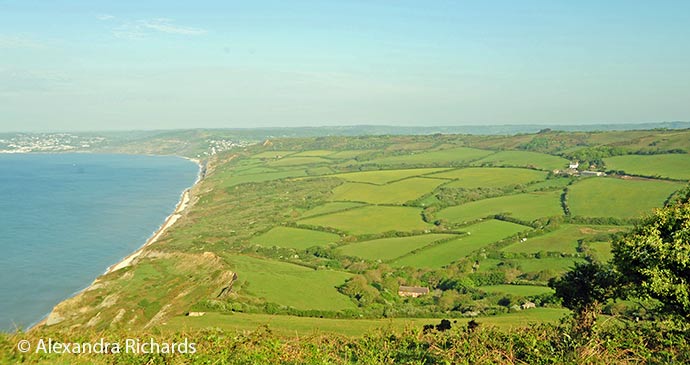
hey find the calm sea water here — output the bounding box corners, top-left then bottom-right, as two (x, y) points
(0, 153), (198, 331)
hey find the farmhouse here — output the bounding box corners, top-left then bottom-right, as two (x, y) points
(398, 285), (430, 298)
(569, 161), (579, 169)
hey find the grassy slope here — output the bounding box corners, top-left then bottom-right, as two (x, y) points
(298, 206), (431, 235)
(332, 168), (450, 184)
(331, 177), (445, 204)
(568, 177), (684, 219)
(431, 167), (547, 189)
(604, 154), (690, 180)
(502, 224), (628, 254)
(471, 150), (569, 170)
(392, 220), (528, 268)
(437, 191), (564, 223)
(250, 226), (341, 249)
(478, 285), (554, 297)
(337, 234), (457, 261)
(225, 255), (355, 311)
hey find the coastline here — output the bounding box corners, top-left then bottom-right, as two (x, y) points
(29, 156), (204, 330)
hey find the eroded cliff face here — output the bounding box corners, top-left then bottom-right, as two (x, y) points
(41, 250), (236, 330)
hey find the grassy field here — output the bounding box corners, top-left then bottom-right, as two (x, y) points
(332, 168), (450, 184)
(437, 191), (563, 223)
(162, 308), (570, 336)
(224, 255), (355, 311)
(250, 227), (341, 250)
(220, 169), (307, 188)
(502, 224), (628, 254)
(604, 154), (690, 180)
(489, 257), (586, 274)
(568, 177), (683, 219)
(430, 167), (547, 189)
(291, 150), (335, 157)
(369, 147), (494, 166)
(588, 241), (614, 262)
(478, 285), (554, 297)
(471, 150), (569, 170)
(298, 206), (431, 235)
(331, 177), (445, 204)
(250, 150), (295, 159)
(268, 156), (331, 167)
(392, 220), (528, 268)
(337, 234), (457, 261)
(328, 150), (376, 159)
(301, 202), (365, 218)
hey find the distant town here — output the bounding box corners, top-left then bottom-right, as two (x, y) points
(0, 133), (107, 153)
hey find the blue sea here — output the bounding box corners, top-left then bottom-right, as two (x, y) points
(0, 153), (199, 331)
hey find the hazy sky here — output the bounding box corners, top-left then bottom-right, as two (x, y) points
(1, 1), (690, 131)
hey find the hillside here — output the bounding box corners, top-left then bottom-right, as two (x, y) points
(27, 128), (690, 334)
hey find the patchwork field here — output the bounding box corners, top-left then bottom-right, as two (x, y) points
(250, 226), (341, 250)
(337, 234), (457, 261)
(430, 167), (547, 189)
(332, 177), (445, 204)
(369, 147), (494, 166)
(509, 258), (585, 274)
(332, 168), (449, 184)
(479, 285), (554, 297)
(437, 191), (563, 223)
(502, 225), (628, 254)
(568, 177), (683, 219)
(604, 154), (690, 180)
(471, 150), (569, 170)
(298, 206), (431, 235)
(224, 255), (355, 311)
(392, 220), (528, 268)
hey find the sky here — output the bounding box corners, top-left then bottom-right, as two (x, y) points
(1, 0), (690, 132)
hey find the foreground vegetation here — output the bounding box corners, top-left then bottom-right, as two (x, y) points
(2, 318), (688, 364)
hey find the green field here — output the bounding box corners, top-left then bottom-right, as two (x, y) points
(299, 205), (431, 235)
(250, 226), (341, 250)
(472, 150), (569, 170)
(220, 169), (307, 188)
(337, 234), (457, 261)
(163, 308), (569, 336)
(502, 225), (628, 254)
(604, 154), (690, 180)
(332, 177), (445, 204)
(392, 220), (528, 268)
(510, 258), (585, 274)
(437, 191), (564, 223)
(568, 177), (683, 219)
(301, 202), (365, 218)
(332, 168), (449, 184)
(291, 150), (335, 157)
(224, 255), (355, 311)
(370, 147), (494, 166)
(588, 241), (613, 262)
(268, 156), (331, 167)
(250, 150), (295, 159)
(478, 285), (554, 297)
(430, 167), (547, 189)
(328, 150), (376, 159)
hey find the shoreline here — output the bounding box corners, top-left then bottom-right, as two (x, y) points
(28, 156), (204, 331)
